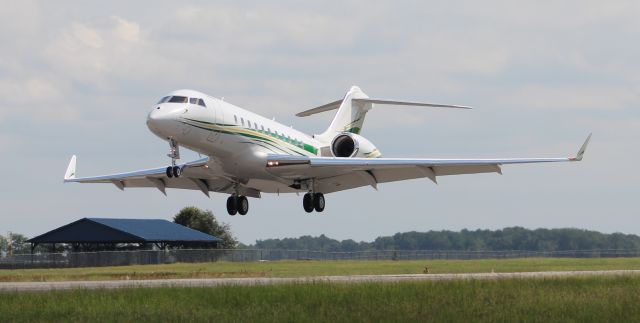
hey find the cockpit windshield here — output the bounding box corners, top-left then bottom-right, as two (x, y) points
(157, 96), (171, 104)
(158, 96), (206, 107)
(168, 96), (189, 103)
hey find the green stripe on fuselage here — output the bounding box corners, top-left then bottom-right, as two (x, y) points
(180, 118), (319, 156)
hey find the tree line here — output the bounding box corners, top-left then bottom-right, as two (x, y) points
(4, 207), (640, 254)
(246, 227), (640, 252)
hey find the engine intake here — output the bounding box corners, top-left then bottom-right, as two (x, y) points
(331, 134), (358, 157)
(329, 133), (380, 158)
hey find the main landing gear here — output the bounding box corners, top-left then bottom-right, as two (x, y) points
(166, 165), (181, 178)
(303, 192), (325, 213)
(227, 195), (249, 216)
(166, 138), (181, 178)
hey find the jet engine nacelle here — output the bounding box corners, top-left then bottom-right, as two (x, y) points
(330, 133), (381, 158)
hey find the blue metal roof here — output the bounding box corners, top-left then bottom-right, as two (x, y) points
(29, 218), (220, 243)
(89, 218), (220, 242)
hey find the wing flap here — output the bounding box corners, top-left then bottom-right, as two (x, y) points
(63, 157), (210, 183)
(266, 134), (590, 192)
(63, 155), (262, 198)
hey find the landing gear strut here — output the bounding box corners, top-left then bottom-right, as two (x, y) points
(227, 195), (249, 216)
(303, 192), (325, 213)
(166, 138), (181, 178)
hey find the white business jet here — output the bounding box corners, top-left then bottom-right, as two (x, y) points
(64, 86), (590, 215)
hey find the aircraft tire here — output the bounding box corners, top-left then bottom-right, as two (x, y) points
(166, 166), (173, 178)
(172, 166), (181, 178)
(238, 196), (249, 215)
(227, 196), (238, 216)
(313, 193), (325, 212)
(303, 193), (314, 213)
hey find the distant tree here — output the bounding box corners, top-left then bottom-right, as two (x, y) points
(0, 235), (7, 254)
(0, 233), (30, 255)
(244, 227), (640, 252)
(173, 207), (238, 249)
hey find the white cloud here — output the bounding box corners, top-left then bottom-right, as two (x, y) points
(500, 85), (637, 111)
(0, 77), (78, 122)
(0, 1), (638, 241)
(70, 23), (105, 49)
(112, 16), (140, 43)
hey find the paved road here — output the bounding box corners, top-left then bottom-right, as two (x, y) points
(2, 270), (640, 292)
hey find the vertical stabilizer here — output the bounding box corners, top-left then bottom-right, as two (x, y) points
(317, 86), (372, 142)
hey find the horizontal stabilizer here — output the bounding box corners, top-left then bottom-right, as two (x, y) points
(295, 100), (342, 117)
(296, 98), (470, 117)
(353, 98), (471, 110)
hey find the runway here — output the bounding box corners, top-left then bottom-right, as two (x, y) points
(2, 270), (640, 292)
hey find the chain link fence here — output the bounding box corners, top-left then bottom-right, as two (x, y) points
(2, 248), (640, 269)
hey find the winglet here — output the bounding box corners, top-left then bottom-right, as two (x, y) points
(572, 133), (592, 161)
(64, 155), (77, 181)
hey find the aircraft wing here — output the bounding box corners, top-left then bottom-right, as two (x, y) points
(63, 156), (261, 198)
(266, 134), (591, 194)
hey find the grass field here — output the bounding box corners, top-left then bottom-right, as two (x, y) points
(2, 257), (640, 282)
(2, 276), (640, 322)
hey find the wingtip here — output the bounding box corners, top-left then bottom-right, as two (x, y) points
(572, 133), (592, 161)
(64, 155), (77, 181)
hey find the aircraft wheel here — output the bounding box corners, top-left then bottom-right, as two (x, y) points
(303, 193), (314, 213)
(238, 196), (249, 215)
(313, 193), (325, 212)
(166, 166), (173, 178)
(172, 166), (181, 178)
(227, 195), (238, 216)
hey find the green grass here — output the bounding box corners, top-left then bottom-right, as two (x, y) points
(2, 276), (640, 322)
(1, 257), (640, 282)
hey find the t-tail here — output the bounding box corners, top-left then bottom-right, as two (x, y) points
(297, 86), (471, 144)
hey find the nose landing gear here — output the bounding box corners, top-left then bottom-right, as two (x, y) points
(165, 138), (182, 178)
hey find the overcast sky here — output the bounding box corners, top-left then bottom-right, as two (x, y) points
(1, 1), (638, 244)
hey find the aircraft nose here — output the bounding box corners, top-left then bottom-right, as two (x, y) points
(146, 107), (164, 129)
(147, 105), (180, 137)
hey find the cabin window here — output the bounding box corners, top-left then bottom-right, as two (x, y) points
(261, 125), (265, 132)
(168, 96), (188, 103)
(234, 115), (238, 124)
(241, 118), (245, 126)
